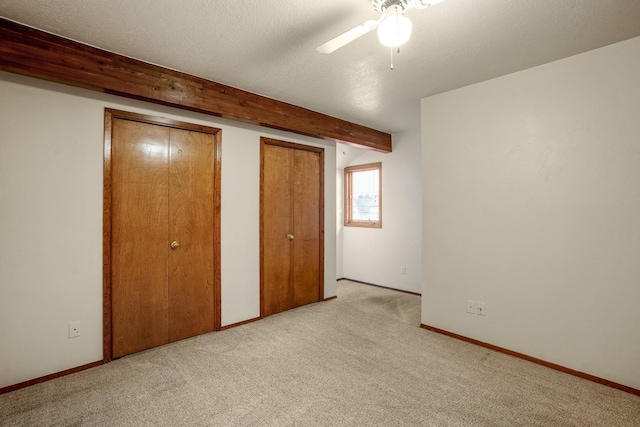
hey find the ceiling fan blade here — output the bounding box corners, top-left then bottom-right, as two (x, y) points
(316, 20), (378, 54)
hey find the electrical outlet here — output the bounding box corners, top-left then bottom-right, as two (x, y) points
(477, 302), (486, 316)
(466, 300), (476, 314)
(401, 266), (407, 276)
(69, 321), (81, 338)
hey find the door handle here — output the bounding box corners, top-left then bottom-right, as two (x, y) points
(170, 241), (180, 249)
(287, 234), (294, 240)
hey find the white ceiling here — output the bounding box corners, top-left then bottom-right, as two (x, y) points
(2, 0), (640, 134)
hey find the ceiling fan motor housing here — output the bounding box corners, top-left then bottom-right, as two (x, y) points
(373, 0), (433, 13)
(373, 0), (409, 13)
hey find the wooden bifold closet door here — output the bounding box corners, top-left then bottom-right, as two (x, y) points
(260, 138), (324, 317)
(104, 109), (221, 359)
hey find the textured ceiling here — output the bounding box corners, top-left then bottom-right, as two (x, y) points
(2, 0), (640, 134)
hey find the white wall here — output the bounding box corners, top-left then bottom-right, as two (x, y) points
(339, 128), (422, 293)
(421, 36), (640, 389)
(0, 71), (336, 389)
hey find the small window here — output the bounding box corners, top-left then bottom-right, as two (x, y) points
(344, 162), (381, 228)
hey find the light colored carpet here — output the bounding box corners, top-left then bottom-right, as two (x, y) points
(1, 280), (638, 426)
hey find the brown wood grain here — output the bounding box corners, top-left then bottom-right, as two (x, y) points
(318, 147), (325, 302)
(168, 128), (215, 342)
(219, 317), (262, 331)
(0, 18), (392, 153)
(212, 133), (222, 331)
(261, 138), (324, 317)
(420, 324), (640, 396)
(344, 162), (382, 228)
(0, 360), (104, 395)
(111, 118), (170, 358)
(342, 278), (421, 296)
(104, 109), (222, 359)
(293, 149), (322, 307)
(261, 143), (295, 317)
(103, 111), (114, 362)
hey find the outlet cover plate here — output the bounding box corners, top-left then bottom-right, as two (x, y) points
(69, 321), (81, 338)
(477, 302), (486, 316)
(466, 300), (476, 314)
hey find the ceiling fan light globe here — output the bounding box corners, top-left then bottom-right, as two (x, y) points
(377, 11), (412, 47)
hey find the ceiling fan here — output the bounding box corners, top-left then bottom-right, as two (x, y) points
(316, 0), (446, 54)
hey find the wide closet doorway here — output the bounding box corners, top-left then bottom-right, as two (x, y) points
(103, 109), (221, 360)
(260, 138), (324, 317)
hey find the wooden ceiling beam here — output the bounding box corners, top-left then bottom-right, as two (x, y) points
(0, 18), (392, 153)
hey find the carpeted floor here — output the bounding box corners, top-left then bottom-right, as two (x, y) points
(1, 280), (639, 426)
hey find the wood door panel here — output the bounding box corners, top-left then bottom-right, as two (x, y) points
(106, 109), (221, 360)
(261, 138), (323, 317)
(111, 119), (170, 358)
(262, 144), (294, 316)
(293, 149), (321, 307)
(168, 128), (215, 341)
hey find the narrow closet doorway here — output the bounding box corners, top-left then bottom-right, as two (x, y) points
(103, 109), (221, 360)
(260, 138), (324, 317)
